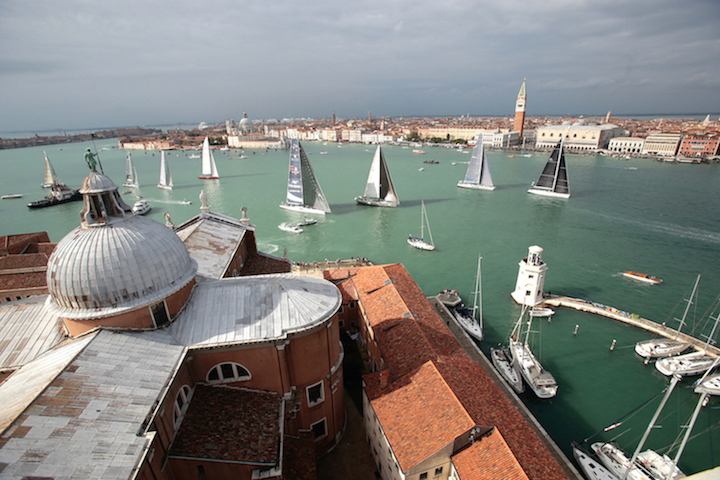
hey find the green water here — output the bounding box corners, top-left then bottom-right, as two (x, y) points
(2, 139), (720, 475)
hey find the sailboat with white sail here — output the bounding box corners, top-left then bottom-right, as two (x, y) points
(41, 151), (58, 188)
(457, 133), (495, 190)
(280, 139), (331, 215)
(157, 151), (173, 190)
(407, 200), (435, 250)
(123, 152), (139, 188)
(198, 137), (219, 179)
(355, 146), (400, 207)
(509, 305), (557, 398)
(452, 255), (484, 341)
(528, 136), (570, 198)
(635, 274), (700, 360)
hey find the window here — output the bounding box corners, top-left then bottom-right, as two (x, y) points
(307, 380), (325, 407)
(434, 467), (443, 476)
(206, 362), (251, 383)
(311, 418), (327, 440)
(420, 473), (428, 480)
(151, 301), (170, 327)
(349, 301), (356, 309)
(173, 384), (192, 429)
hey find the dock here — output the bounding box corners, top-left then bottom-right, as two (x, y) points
(541, 295), (720, 356)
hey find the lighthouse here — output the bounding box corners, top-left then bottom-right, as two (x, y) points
(511, 245), (548, 306)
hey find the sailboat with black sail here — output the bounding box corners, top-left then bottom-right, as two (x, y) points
(355, 146), (399, 207)
(123, 152), (139, 188)
(528, 136), (570, 198)
(280, 139), (331, 215)
(157, 151), (173, 190)
(457, 133), (495, 190)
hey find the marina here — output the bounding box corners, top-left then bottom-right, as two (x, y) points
(1, 138), (719, 475)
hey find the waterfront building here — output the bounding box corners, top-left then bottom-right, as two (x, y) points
(0, 172), (345, 479)
(514, 79), (527, 138)
(342, 128), (364, 143)
(0, 232), (55, 303)
(511, 245), (548, 307)
(535, 121), (623, 150)
(325, 264), (568, 480)
(678, 134), (720, 158)
(227, 134), (287, 149)
(641, 133), (683, 157)
(118, 139), (172, 150)
(608, 136), (645, 154)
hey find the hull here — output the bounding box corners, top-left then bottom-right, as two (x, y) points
(2, 194), (23, 199)
(572, 444), (617, 480)
(355, 196), (398, 208)
(27, 190), (81, 208)
(198, 175), (219, 180)
(623, 271), (662, 284)
(490, 347), (524, 394)
(457, 181), (496, 191)
(635, 339), (689, 359)
(279, 203), (327, 215)
(278, 223), (302, 233)
(132, 201), (151, 215)
(510, 340), (557, 398)
(437, 290), (461, 308)
(407, 236), (435, 251)
(452, 307), (482, 341)
(695, 373), (720, 396)
(656, 351), (719, 376)
(530, 307), (554, 318)
(527, 187), (570, 199)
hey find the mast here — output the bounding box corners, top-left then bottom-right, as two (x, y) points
(674, 274), (700, 341)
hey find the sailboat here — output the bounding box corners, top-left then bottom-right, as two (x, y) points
(123, 152), (139, 188)
(157, 151), (173, 190)
(355, 146), (400, 207)
(509, 305), (558, 398)
(279, 139), (331, 215)
(407, 201), (435, 250)
(655, 299), (720, 377)
(452, 255), (484, 341)
(528, 136), (570, 198)
(635, 275), (700, 359)
(198, 137), (219, 179)
(490, 344), (524, 394)
(457, 133), (495, 190)
(41, 151), (58, 188)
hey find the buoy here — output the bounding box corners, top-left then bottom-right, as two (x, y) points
(573, 325), (579, 335)
(610, 339), (617, 351)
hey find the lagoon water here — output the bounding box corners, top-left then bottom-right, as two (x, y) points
(1, 139), (719, 475)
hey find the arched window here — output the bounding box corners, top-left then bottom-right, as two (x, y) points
(206, 362), (251, 384)
(173, 384), (192, 429)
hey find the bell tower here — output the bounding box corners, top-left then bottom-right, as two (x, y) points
(511, 245), (547, 306)
(513, 79), (527, 137)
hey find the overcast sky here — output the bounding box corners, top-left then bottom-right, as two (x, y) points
(1, 0), (719, 133)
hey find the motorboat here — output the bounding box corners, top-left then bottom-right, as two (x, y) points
(132, 200), (151, 215)
(530, 307), (555, 318)
(278, 222), (302, 234)
(624, 271), (662, 284)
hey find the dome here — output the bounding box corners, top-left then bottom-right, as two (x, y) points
(80, 172), (119, 194)
(46, 211), (197, 320)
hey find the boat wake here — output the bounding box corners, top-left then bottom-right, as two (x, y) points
(589, 211), (720, 245)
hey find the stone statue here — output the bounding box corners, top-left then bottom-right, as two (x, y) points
(163, 211), (174, 228)
(199, 190), (208, 208)
(84, 149), (98, 172)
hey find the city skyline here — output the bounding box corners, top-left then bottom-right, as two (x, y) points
(1, 0), (719, 133)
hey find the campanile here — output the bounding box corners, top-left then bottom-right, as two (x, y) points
(513, 79), (527, 136)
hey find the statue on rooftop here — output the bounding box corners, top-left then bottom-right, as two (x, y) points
(84, 149), (98, 172)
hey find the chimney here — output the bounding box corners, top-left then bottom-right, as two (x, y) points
(379, 369), (389, 389)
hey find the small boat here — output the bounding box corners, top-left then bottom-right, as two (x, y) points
(412, 149), (425, 154)
(132, 199), (151, 215)
(530, 307), (555, 318)
(407, 201), (435, 251)
(490, 346), (524, 394)
(157, 151), (173, 190)
(437, 289), (461, 308)
(320, 151), (328, 155)
(122, 152), (139, 188)
(571, 443), (616, 480)
(623, 271), (662, 284)
(1, 194), (23, 199)
(528, 136), (570, 198)
(198, 137), (220, 179)
(355, 146), (400, 208)
(636, 275), (699, 359)
(423, 159), (439, 164)
(280, 139), (331, 215)
(41, 151), (58, 188)
(509, 305), (558, 398)
(457, 133), (496, 191)
(297, 218), (317, 226)
(189, 153), (200, 159)
(278, 222), (303, 234)
(180, 199), (192, 205)
(27, 182), (81, 208)
(418, 167), (424, 172)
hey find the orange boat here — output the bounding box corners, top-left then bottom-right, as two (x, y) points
(623, 271), (662, 284)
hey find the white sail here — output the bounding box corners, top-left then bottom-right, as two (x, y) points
(355, 146), (399, 207)
(458, 134), (495, 190)
(407, 200), (434, 250)
(528, 136), (570, 198)
(123, 152), (139, 188)
(42, 151), (58, 188)
(158, 151), (173, 190)
(199, 137), (219, 179)
(280, 139), (331, 214)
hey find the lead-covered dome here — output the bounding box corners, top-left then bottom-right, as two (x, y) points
(45, 173), (197, 320)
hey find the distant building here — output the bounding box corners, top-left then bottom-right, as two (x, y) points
(535, 121), (623, 150)
(514, 79), (527, 138)
(608, 137), (645, 154)
(678, 135), (720, 157)
(0, 232), (56, 303)
(641, 133), (683, 157)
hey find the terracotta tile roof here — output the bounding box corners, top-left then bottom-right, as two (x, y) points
(323, 270), (359, 303)
(0, 233), (51, 256)
(0, 253), (50, 270)
(239, 252), (291, 276)
(281, 435), (317, 480)
(170, 384), (281, 464)
(453, 429), (529, 480)
(365, 361), (475, 472)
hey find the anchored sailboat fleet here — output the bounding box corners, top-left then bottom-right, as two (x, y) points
(157, 151), (173, 190)
(407, 200), (435, 250)
(528, 136), (570, 198)
(355, 146), (399, 207)
(280, 139), (331, 215)
(457, 133), (495, 190)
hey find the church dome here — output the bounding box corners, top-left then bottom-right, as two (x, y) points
(45, 173), (197, 320)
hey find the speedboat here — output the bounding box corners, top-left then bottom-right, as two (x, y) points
(132, 200), (151, 215)
(530, 307), (555, 318)
(297, 218), (317, 226)
(623, 271), (662, 284)
(278, 222), (302, 234)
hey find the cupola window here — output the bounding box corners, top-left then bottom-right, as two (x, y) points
(206, 362), (251, 383)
